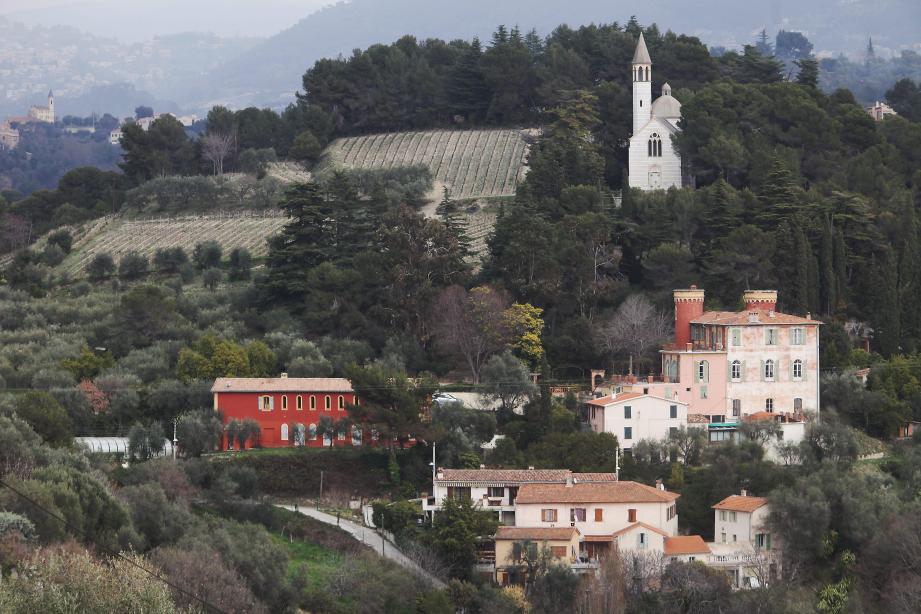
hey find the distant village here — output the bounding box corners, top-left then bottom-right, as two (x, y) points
(0, 90), (197, 151)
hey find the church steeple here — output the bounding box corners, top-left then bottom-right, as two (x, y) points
(632, 32), (652, 134)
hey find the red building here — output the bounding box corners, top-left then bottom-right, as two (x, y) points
(212, 375), (366, 449)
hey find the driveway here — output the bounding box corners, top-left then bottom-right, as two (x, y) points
(276, 504), (446, 589)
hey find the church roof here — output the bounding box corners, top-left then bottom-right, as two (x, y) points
(651, 93), (681, 119)
(632, 32), (652, 65)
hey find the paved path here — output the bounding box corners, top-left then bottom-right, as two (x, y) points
(276, 505), (446, 589)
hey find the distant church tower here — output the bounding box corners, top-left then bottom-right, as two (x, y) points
(28, 90), (55, 124)
(47, 90), (55, 123)
(628, 33), (683, 191)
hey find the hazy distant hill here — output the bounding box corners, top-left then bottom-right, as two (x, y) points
(202, 0), (921, 110)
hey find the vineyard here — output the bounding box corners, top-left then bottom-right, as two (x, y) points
(57, 211), (288, 275)
(323, 128), (536, 200)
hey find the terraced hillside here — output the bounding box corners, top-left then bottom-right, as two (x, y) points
(324, 128), (535, 199)
(57, 211), (288, 275)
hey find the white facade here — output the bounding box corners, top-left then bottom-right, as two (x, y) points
(514, 481), (679, 538)
(628, 33), (682, 191)
(712, 494), (774, 548)
(28, 90), (54, 124)
(586, 393), (688, 451)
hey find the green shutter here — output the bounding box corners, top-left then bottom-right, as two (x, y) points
(704, 361), (710, 383)
(694, 362), (700, 383)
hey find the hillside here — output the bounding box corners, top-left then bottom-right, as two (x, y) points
(323, 128), (534, 200)
(55, 211), (287, 275)
(202, 0), (921, 110)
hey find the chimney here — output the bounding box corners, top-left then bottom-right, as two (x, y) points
(673, 287), (705, 347)
(479, 464), (485, 469)
(436, 469), (444, 479)
(527, 466), (535, 470)
(740, 488), (747, 497)
(655, 479), (665, 491)
(280, 372), (288, 379)
(742, 290), (777, 312)
(566, 474), (574, 487)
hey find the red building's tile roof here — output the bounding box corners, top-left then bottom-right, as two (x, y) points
(664, 535), (711, 555)
(691, 309), (820, 326)
(712, 495), (768, 513)
(211, 377), (353, 393)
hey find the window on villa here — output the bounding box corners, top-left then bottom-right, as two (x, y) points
(731, 328), (741, 346)
(260, 396), (272, 411)
(281, 395), (288, 410)
(766, 398), (774, 412)
(698, 360), (709, 383)
(325, 395), (331, 411)
(732, 399), (741, 416)
(765, 328), (778, 345)
(595, 508), (603, 522)
(571, 508), (586, 522)
(794, 398), (803, 411)
(729, 512), (737, 522)
(338, 395), (345, 410)
(624, 427), (632, 440)
(310, 396), (316, 410)
(669, 426), (678, 438)
(488, 487), (505, 498)
(628, 508), (637, 523)
(791, 328), (805, 345)
(550, 546), (567, 558)
(700, 386), (708, 399)
(351, 426), (361, 446)
(670, 405), (678, 419)
(793, 359), (803, 380)
(296, 395), (303, 410)
(337, 429), (345, 441)
(308, 423), (317, 440)
(764, 360), (775, 380)
(720, 510), (726, 521)
(624, 406), (632, 419)
(541, 509), (558, 522)
(721, 532), (727, 543)
(280, 423), (289, 441)
(731, 360), (742, 381)
(638, 532), (647, 548)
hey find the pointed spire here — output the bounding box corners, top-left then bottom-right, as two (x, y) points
(632, 32), (652, 65)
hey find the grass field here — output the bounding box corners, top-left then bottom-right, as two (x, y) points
(324, 128), (535, 200)
(55, 211), (288, 275)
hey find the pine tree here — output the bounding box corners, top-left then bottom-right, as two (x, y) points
(436, 187), (472, 257)
(794, 58), (819, 89)
(446, 38), (490, 122)
(833, 227), (848, 310)
(755, 29), (774, 56)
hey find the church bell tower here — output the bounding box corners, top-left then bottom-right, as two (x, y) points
(632, 32), (651, 135)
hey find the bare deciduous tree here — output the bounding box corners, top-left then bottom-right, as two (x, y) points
(201, 131), (237, 176)
(576, 553), (627, 614)
(596, 294), (671, 374)
(431, 285), (510, 383)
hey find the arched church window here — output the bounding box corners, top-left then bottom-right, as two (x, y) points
(648, 133), (662, 157)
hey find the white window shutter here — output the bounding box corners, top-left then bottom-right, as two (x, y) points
(760, 360), (765, 382)
(802, 361), (808, 381)
(269, 396), (274, 410)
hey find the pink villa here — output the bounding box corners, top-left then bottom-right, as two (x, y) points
(611, 288), (820, 426)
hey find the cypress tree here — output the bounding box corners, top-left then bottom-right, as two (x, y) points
(833, 227), (848, 310)
(446, 38), (490, 122)
(819, 217), (836, 315)
(756, 155), (801, 229)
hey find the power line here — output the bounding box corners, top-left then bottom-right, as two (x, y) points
(0, 478), (228, 614)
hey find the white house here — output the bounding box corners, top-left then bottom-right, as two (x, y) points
(423, 468), (618, 525)
(628, 33), (683, 190)
(585, 392), (688, 451)
(707, 491), (780, 587)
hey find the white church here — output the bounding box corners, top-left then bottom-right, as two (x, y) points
(628, 33), (683, 191)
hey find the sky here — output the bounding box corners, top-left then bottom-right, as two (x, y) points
(0, 0), (332, 41)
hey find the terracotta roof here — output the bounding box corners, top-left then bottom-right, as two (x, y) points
(516, 481), (679, 504)
(437, 469), (617, 484)
(688, 414), (711, 424)
(586, 392), (643, 406)
(583, 534), (616, 542)
(495, 526), (579, 541)
(712, 495), (768, 513)
(691, 309), (821, 326)
(746, 411), (779, 422)
(612, 522), (670, 539)
(665, 535), (710, 556)
(212, 377), (353, 393)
